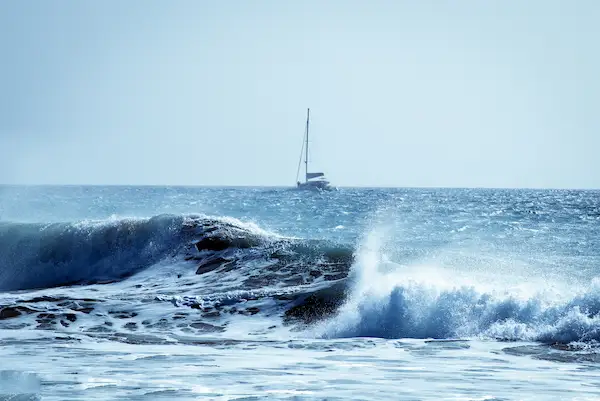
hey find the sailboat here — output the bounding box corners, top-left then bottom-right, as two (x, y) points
(295, 108), (333, 191)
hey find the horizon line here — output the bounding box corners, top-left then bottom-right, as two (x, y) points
(0, 184), (598, 191)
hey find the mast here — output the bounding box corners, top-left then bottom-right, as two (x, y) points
(305, 108), (310, 183)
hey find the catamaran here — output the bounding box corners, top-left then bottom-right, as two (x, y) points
(295, 108), (333, 191)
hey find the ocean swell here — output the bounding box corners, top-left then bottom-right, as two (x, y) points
(0, 215), (193, 291)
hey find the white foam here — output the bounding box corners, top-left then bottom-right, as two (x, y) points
(316, 225), (600, 344)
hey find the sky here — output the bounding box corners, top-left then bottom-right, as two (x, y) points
(1, 0), (599, 188)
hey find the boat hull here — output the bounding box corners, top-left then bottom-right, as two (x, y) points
(296, 181), (334, 191)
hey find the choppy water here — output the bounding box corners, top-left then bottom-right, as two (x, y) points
(1, 185), (599, 400)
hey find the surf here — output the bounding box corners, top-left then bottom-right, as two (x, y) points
(313, 227), (600, 345)
(1, 211), (599, 347)
(0, 213), (354, 293)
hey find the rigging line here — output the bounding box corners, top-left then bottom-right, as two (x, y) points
(295, 123), (307, 183)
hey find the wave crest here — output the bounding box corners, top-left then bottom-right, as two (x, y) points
(0, 215), (190, 291)
(320, 281), (600, 344)
(316, 228), (600, 345)
(0, 214), (354, 293)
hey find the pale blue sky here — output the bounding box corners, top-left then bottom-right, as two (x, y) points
(1, 1), (598, 188)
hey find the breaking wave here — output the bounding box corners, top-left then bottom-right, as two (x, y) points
(1, 214), (599, 346)
(315, 228), (600, 345)
(0, 214), (353, 292)
(0, 215), (190, 291)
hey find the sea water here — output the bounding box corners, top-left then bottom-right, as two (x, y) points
(0, 186), (599, 400)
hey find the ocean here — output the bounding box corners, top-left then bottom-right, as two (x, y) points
(0, 185), (599, 400)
